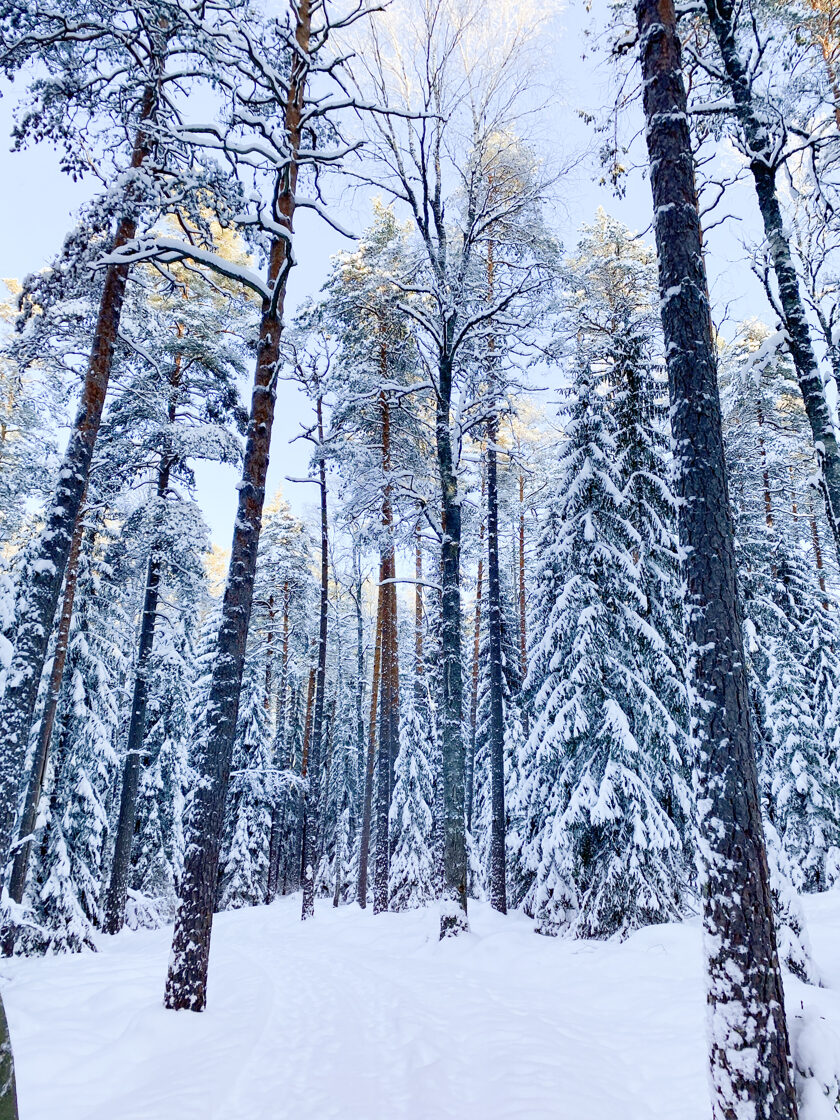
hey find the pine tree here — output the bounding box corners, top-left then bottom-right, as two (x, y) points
(472, 563), (521, 899)
(126, 623), (192, 929)
(219, 673), (274, 910)
(389, 685), (436, 911)
(633, 2), (797, 1110)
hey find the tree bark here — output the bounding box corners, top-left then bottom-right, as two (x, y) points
(163, 4), (310, 1011)
(810, 501), (829, 605)
(373, 390), (399, 914)
(518, 472), (527, 673)
(415, 527), (425, 702)
(0, 88), (158, 877)
(518, 471), (529, 737)
(635, 3), (798, 1117)
(264, 594), (276, 714)
(356, 590), (383, 908)
(355, 559), (366, 820)
(705, 0), (840, 564)
(437, 350), (468, 937)
(301, 663), (316, 776)
(301, 394), (329, 922)
(756, 403), (774, 529)
(486, 423), (507, 914)
(266, 583), (291, 904)
(4, 502), (86, 915)
(0, 994), (18, 1120)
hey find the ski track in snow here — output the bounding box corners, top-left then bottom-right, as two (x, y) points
(2, 894), (839, 1120)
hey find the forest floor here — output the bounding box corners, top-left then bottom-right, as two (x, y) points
(3, 892), (840, 1119)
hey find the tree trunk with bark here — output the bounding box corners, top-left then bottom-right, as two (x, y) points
(437, 349), (468, 937)
(355, 559), (367, 819)
(635, 2), (798, 1116)
(705, 0), (840, 563)
(810, 500), (829, 605)
(301, 395), (329, 922)
(356, 591), (383, 908)
(485, 422), (507, 914)
(415, 528), (425, 702)
(374, 391), (399, 914)
(163, 5), (310, 1011)
(467, 471), (485, 833)
(266, 583), (291, 904)
(0, 994), (17, 1120)
(0, 88), (158, 876)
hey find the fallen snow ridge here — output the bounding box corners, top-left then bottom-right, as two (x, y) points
(4, 893), (840, 1120)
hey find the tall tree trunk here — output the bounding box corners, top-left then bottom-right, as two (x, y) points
(102, 460), (169, 935)
(705, 0), (840, 564)
(373, 391), (399, 914)
(437, 349), (468, 937)
(301, 662), (316, 775)
(301, 395), (329, 922)
(281, 681), (303, 896)
(518, 474), (527, 669)
(0, 88), (158, 876)
(756, 403), (774, 529)
(355, 559), (366, 815)
(518, 471), (529, 737)
(163, 4), (310, 1011)
(415, 527), (425, 703)
(485, 423), (507, 915)
(467, 468), (485, 833)
(0, 994), (18, 1120)
(635, 3), (798, 1117)
(356, 591), (383, 908)
(4, 501), (86, 915)
(810, 499), (829, 605)
(266, 583), (291, 904)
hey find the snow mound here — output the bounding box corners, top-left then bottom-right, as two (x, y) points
(2, 893), (840, 1120)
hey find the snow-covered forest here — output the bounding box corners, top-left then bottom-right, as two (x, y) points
(2, 0), (840, 1116)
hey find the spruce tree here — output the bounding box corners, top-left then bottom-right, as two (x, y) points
(389, 684), (437, 911)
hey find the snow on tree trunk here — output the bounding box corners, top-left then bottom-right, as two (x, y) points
(635, 1), (798, 1116)
(437, 351), (469, 938)
(374, 391), (399, 914)
(164, 283), (286, 1006)
(486, 422), (507, 915)
(164, 10), (310, 1007)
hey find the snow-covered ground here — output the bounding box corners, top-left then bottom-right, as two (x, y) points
(3, 893), (840, 1120)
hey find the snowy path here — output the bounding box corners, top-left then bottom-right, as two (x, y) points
(2, 894), (839, 1120)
